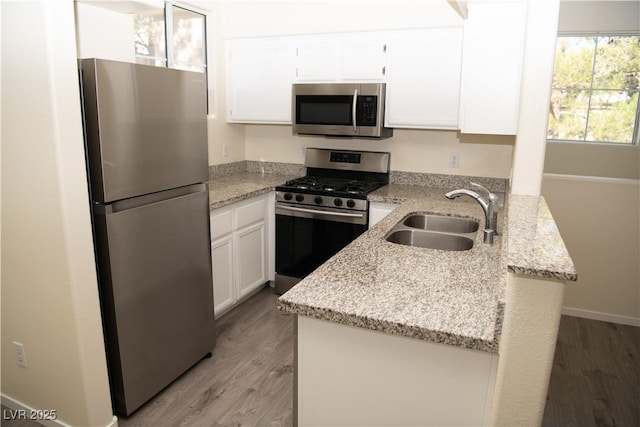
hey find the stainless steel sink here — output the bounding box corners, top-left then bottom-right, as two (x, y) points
(403, 214), (479, 234)
(386, 229), (474, 251)
(385, 213), (478, 251)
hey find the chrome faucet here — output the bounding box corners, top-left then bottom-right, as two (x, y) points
(445, 182), (498, 244)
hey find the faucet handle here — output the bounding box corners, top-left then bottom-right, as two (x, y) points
(470, 182), (496, 201)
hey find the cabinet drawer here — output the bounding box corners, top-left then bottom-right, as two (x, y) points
(210, 209), (233, 240)
(236, 197), (267, 229)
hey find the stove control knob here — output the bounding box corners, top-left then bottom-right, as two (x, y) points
(284, 193), (293, 201)
(295, 194), (305, 202)
(334, 198), (343, 207)
(346, 199), (356, 208)
(314, 196), (323, 205)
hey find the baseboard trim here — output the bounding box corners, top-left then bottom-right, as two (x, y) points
(1, 395), (118, 427)
(562, 307), (640, 327)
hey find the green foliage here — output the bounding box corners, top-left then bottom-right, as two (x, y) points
(548, 35), (640, 144)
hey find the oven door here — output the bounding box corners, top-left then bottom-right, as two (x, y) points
(275, 203), (367, 294)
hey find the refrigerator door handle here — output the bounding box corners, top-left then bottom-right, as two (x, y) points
(102, 183), (208, 213)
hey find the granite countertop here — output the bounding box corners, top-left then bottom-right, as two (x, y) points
(209, 171), (576, 353)
(278, 188), (507, 353)
(507, 195), (577, 281)
(208, 171), (299, 210)
(278, 182), (577, 353)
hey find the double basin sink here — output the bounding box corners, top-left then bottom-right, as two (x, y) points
(385, 213), (479, 251)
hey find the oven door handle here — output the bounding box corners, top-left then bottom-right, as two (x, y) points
(277, 205), (365, 219)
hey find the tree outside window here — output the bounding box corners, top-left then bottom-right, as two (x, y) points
(133, 2), (206, 73)
(548, 35), (640, 144)
(134, 11), (166, 67)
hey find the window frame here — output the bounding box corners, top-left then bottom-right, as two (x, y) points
(134, 1), (212, 113)
(164, 2), (208, 73)
(548, 32), (640, 146)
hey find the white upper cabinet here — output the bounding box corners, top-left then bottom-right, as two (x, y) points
(458, 2), (527, 135)
(224, 16), (526, 129)
(339, 33), (387, 81)
(294, 33), (387, 82)
(384, 28), (464, 130)
(295, 36), (341, 82)
(225, 37), (295, 124)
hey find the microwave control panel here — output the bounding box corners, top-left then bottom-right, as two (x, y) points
(356, 96), (378, 126)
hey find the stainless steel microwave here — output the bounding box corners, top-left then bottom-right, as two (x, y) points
(292, 83), (393, 139)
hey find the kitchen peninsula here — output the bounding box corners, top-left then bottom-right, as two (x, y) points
(280, 183), (575, 426)
(209, 163), (576, 426)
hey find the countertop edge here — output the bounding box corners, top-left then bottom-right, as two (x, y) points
(209, 187), (275, 210)
(506, 194), (578, 283)
(277, 300), (501, 353)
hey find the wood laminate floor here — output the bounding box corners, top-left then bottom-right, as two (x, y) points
(2, 286), (638, 426)
(542, 315), (639, 427)
(118, 285), (294, 427)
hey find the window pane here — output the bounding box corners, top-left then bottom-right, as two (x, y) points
(548, 35), (639, 145)
(586, 91), (638, 143)
(548, 89), (589, 140)
(133, 9), (166, 67)
(552, 37), (595, 90)
(593, 36), (640, 90)
(171, 6), (206, 72)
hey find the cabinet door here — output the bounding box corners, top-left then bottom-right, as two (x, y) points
(385, 28), (463, 129)
(368, 202), (398, 229)
(236, 222), (267, 299)
(226, 38), (295, 123)
(295, 36), (340, 82)
(212, 236), (234, 317)
(210, 209), (234, 317)
(458, 2), (526, 135)
(340, 33), (386, 81)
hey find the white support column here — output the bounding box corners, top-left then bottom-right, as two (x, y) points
(510, 0), (560, 196)
(490, 273), (566, 426)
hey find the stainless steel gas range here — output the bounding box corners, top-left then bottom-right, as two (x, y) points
(274, 148), (390, 294)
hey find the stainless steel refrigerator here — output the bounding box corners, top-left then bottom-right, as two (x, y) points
(79, 58), (216, 416)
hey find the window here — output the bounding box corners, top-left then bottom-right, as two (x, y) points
(133, 2), (206, 73)
(134, 8), (166, 67)
(167, 5), (206, 72)
(548, 35), (640, 144)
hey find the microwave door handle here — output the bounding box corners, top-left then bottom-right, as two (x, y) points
(352, 89), (358, 132)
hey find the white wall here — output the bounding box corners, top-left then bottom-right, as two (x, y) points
(1, 1), (115, 425)
(75, 1), (136, 62)
(542, 175), (640, 325)
(215, 0), (462, 38)
(541, 0), (640, 325)
(510, 0), (560, 196)
(244, 125), (514, 177)
(558, 0), (639, 33)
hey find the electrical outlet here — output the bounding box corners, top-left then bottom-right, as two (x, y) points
(449, 152), (460, 168)
(301, 145), (307, 159)
(13, 342), (27, 368)
(222, 144), (229, 158)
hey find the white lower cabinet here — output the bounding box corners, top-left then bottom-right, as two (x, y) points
(368, 201), (398, 229)
(210, 192), (274, 317)
(211, 232), (234, 315)
(236, 223), (266, 300)
(297, 316), (498, 426)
